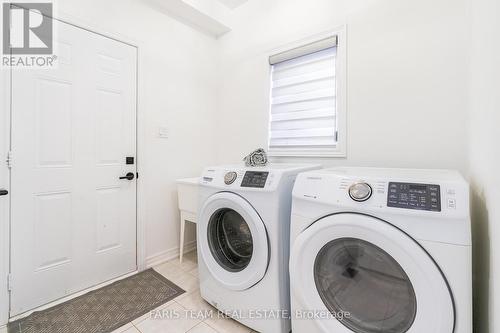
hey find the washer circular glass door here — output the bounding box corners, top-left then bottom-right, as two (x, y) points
(208, 208), (253, 272)
(290, 213), (454, 333)
(199, 192), (269, 290)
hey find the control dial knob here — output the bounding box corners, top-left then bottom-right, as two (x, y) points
(349, 182), (373, 202)
(224, 172), (238, 185)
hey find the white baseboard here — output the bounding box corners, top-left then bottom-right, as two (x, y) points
(146, 241), (197, 268)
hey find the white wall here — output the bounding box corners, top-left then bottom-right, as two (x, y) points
(215, 0), (469, 173)
(51, 0), (219, 263)
(468, 0), (500, 331)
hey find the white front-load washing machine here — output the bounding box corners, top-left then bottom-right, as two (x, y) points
(198, 163), (320, 333)
(290, 167), (472, 333)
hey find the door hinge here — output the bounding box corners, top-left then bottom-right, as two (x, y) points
(136, 172), (139, 179)
(334, 131), (339, 142)
(6, 150), (12, 169)
(7, 273), (12, 292)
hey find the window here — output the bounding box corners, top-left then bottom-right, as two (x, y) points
(268, 32), (346, 157)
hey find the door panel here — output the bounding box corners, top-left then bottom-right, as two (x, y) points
(96, 89), (123, 165)
(34, 192), (73, 271)
(10, 17), (137, 316)
(36, 78), (73, 167)
(96, 186), (122, 253)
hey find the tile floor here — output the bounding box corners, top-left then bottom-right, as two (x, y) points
(111, 251), (257, 333)
(0, 251), (254, 333)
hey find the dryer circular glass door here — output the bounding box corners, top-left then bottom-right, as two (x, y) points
(290, 213), (454, 333)
(199, 192), (269, 291)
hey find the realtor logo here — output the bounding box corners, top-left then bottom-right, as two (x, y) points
(3, 3), (53, 54)
(1, 2), (56, 67)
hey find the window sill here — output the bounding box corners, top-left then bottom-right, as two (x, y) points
(268, 149), (346, 158)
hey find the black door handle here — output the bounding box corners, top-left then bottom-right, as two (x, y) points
(0, 189), (8, 196)
(119, 172), (135, 181)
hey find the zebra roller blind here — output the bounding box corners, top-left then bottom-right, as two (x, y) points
(269, 36), (338, 152)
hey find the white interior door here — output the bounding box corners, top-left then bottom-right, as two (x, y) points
(10, 17), (137, 316)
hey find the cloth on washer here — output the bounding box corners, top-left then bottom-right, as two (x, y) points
(243, 148), (268, 167)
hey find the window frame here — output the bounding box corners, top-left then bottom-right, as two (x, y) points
(267, 27), (347, 158)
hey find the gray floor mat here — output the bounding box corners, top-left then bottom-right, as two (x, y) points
(8, 268), (185, 333)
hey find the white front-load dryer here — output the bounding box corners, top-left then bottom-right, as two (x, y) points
(198, 163), (320, 333)
(290, 167), (472, 333)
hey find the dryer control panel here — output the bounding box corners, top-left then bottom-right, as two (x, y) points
(387, 182), (441, 212)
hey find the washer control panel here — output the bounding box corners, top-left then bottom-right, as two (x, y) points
(387, 182), (441, 212)
(241, 171), (269, 188)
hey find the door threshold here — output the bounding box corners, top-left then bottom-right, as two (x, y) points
(9, 270), (139, 322)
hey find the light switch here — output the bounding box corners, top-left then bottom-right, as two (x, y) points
(158, 127), (169, 138)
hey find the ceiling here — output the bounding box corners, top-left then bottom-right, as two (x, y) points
(145, 0), (249, 37)
(216, 0), (248, 9)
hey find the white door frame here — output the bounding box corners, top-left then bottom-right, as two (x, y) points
(0, 10), (147, 326)
(0, 56), (12, 328)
